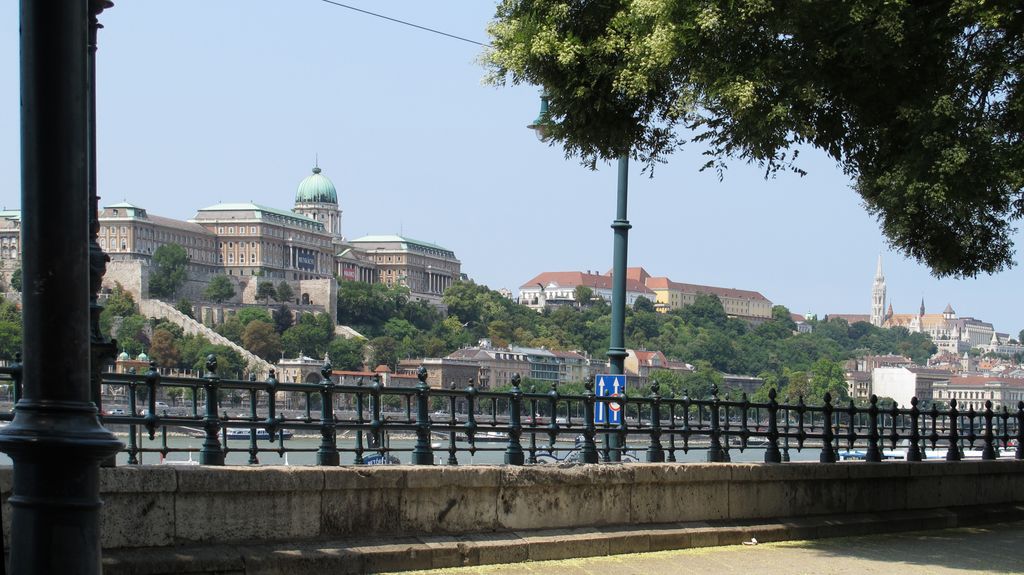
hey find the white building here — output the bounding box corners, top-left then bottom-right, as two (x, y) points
(871, 366), (952, 407)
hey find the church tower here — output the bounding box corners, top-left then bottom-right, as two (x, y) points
(870, 255), (886, 327)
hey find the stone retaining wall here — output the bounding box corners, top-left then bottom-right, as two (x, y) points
(3, 461), (1023, 551)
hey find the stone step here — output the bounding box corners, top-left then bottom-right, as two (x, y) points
(101, 504), (1024, 575)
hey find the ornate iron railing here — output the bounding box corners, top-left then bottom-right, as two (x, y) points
(0, 356), (1021, 466)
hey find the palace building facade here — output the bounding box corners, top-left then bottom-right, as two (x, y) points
(1, 165), (461, 307)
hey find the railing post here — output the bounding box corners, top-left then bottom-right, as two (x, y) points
(463, 377), (477, 454)
(447, 383), (459, 466)
(707, 383), (724, 462)
(504, 374), (525, 465)
(527, 385), (538, 464)
(200, 355), (224, 465)
(246, 374), (259, 464)
(647, 381), (664, 462)
(547, 381), (560, 456)
(10, 352), (21, 404)
(316, 361), (339, 466)
(143, 361), (160, 440)
(265, 368), (280, 439)
(907, 397), (922, 462)
(865, 394), (881, 462)
(354, 378), (366, 465)
(665, 391), (677, 462)
(126, 367), (138, 465)
(411, 366), (434, 465)
(982, 400), (996, 460)
(1016, 401), (1023, 460)
(369, 374), (384, 454)
(820, 392), (836, 463)
(765, 388), (781, 463)
(580, 376), (599, 464)
(946, 398), (961, 461)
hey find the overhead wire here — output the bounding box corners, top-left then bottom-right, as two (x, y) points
(316, 0), (492, 48)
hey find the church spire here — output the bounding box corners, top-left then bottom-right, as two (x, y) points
(870, 255), (887, 327)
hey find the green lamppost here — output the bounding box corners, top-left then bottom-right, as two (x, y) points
(529, 93), (630, 461)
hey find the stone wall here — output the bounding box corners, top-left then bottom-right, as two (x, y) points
(1, 460), (1022, 551)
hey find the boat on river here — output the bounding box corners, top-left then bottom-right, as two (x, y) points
(224, 428), (293, 441)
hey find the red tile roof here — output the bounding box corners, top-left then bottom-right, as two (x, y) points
(825, 314), (872, 324)
(944, 375), (1024, 387)
(644, 276), (769, 301)
(520, 271), (654, 294)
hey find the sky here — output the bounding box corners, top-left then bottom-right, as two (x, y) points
(1, 2), (1023, 337)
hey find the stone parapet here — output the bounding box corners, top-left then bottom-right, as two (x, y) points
(2, 461), (1023, 553)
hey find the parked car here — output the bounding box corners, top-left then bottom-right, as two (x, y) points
(108, 408), (126, 416)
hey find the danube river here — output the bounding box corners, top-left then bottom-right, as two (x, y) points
(0, 431), (823, 466)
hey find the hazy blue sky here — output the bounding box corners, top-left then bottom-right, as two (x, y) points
(2, 2), (1022, 336)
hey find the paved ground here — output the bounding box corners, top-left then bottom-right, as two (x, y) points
(402, 521), (1024, 575)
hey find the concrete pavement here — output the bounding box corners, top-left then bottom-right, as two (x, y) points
(402, 521), (1024, 574)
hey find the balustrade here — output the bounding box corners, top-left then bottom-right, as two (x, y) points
(0, 359), (1019, 467)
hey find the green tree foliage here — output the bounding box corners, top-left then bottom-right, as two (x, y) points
(175, 297), (194, 318)
(276, 281), (294, 303)
(0, 300), (22, 359)
(203, 275), (236, 303)
(573, 285), (593, 307)
(633, 296), (656, 313)
(368, 336), (399, 370)
(149, 244), (189, 299)
(256, 281), (277, 304)
(9, 268), (21, 292)
(680, 361), (724, 400)
(281, 313), (333, 358)
(192, 344), (245, 378)
(486, 2), (1023, 277)
(328, 336), (366, 371)
(241, 320), (282, 361)
(273, 304), (294, 334)
(148, 328), (181, 368)
(115, 314), (149, 356)
(235, 307), (273, 326)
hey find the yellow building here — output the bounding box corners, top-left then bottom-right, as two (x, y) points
(99, 202), (219, 276)
(639, 269), (772, 319)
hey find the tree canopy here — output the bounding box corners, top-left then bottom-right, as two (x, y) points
(203, 275), (236, 303)
(486, 1), (1023, 277)
(149, 244), (189, 299)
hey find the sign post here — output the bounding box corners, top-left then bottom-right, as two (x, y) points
(594, 374), (626, 459)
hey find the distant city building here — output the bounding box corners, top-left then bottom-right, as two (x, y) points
(518, 266), (772, 320)
(933, 375), (1024, 411)
(100, 202), (219, 275)
(518, 271), (655, 310)
(871, 366), (953, 407)
(347, 234), (461, 307)
(444, 339), (596, 387)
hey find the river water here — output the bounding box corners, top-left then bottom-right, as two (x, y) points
(0, 431), (824, 467)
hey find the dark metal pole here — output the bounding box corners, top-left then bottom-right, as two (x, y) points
(88, 0), (117, 467)
(0, 2), (122, 572)
(607, 155), (630, 461)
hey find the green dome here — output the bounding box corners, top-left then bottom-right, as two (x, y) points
(295, 166), (337, 204)
(117, 350), (130, 361)
(136, 351), (149, 362)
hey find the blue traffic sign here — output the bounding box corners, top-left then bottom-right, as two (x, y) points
(594, 374), (626, 425)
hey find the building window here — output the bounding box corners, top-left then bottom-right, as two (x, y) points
(250, 226), (256, 234)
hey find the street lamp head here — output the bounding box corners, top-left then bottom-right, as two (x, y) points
(526, 91), (551, 141)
